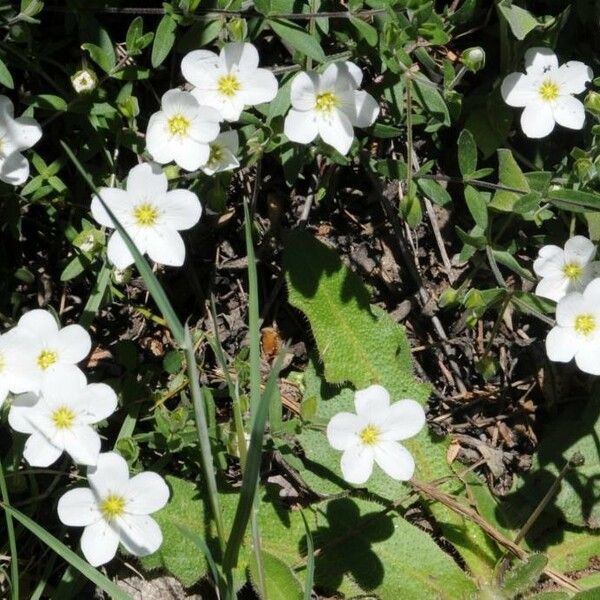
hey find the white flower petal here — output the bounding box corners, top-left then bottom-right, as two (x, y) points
(216, 97), (245, 122)
(57, 487), (102, 527)
(535, 276), (569, 302)
(352, 90), (379, 128)
(23, 433), (63, 467)
(546, 326), (578, 362)
(583, 278), (600, 304)
(373, 441), (415, 481)
(145, 113), (173, 164)
(81, 519), (120, 567)
(326, 412), (362, 450)
(533, 245), (564, 278)
(217, 130), (239, 153)
(124, 472), (170, 514)
(380, 400), (426, 441)
(81, 383), (118, 423)
(144, 228), (186, 267)
(564, 236), (596, 264)
(181, 49), (221, 89)
(63, 426), (101, 466)
(17, 309), (59, 338)
(8, 392), (40, 433)
(221, 42), (259, 72)
(41, 367), (85, 406)
(91, 188), (131, 229)
(555, 292), (586, 326)
(239, 68), (278, 106)
(525, 47), (559, 75)
(0, 151), (29, 186)
(574, 340), (600, 375)
(188, 109), (221, 143)
(106, 232), (135, 269)
(354, 384), (390, 416)
(501, 73), (538, 108)
(55, 324), (91, 364)
(10, 116), (42, 150)
(552, 95), (585, 130)
(284, 109), (319, 144)
(171, 140), (210, 171)
(290, 71), (318, 110)
(318, 110), (355, 155)
(117, 515), (163, 557)
(320, 63), (355, 94)
(126, 163), (167, 197)
(556, 61), (593, 94)
(340, 61), (363, 88)
(0, 95), (15, 117)
(161, 189), (202, 230)
(340, 444), (374, 484)
(161, 88), (198, 115)
(88, 452), (130, 497)
(520, 102), (555, 138)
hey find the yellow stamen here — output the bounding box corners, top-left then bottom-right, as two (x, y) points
(100, 494), (126, 520)
(37, 350), (58, 370)
(315, 91), (339, 113)
(575, 313), (596, 336)
(563, 262), (583, 280)
(133, 203), (159, 227)
(217, 74), (241, 97)
(538, 80), (560, 102)
(359, 424), (381, 446)
(167, 113), (190, 137)
(52, 406), (76, 430)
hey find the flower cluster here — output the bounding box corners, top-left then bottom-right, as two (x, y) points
(502, 47), (592, 139)
(326, 384), (426, 484)
(534, 236), (600, 375)
(1, 309), (169, 565)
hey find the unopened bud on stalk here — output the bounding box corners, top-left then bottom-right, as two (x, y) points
(460, 47), (486, 73)
(584, 91), (600, 117)
(71, 68), (98, 94)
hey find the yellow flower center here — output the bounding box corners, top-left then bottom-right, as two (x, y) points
(208, 144), (224, 167)
(52, 406), (76, 430)
(37, 349), (58, 370)
(538, 80), (560, 102)
(218, 74), (241, 97)
(575, 313), (596, 336)
(359, 424), (381, 446)
(315, 91), (339, 113)
(133, 203), (159, 227)
(167, 113), (191, 137)
(100, 494), (127, 520)
(563, 262), (583, 280)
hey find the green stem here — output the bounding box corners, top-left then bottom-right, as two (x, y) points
(0, 460), (19, 600)
(404, 75), (414, 214)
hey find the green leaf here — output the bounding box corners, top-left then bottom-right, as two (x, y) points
(151, 14), (177, 68)
(349, 16), (378, 46)
(26, 94), (67, 111)
(81, 42), (115, 74)
(126, 16), (143, 54)
(0, 56), (14, 89)
(248, 551), (303, 600)
(417, 178), (452, 206)
(413, 79), (450, 126)
(502, 554), (548, 597)
(497, 0), (539, 40)
(2, 503), (132, 600)
(465, 185), (488, 229)
(60, 254), (89, 282)
(268, 19), (325, 63)
(458, 129), (477, 177)
(490, 149), (530, 211)
(547, 188), (600, 213)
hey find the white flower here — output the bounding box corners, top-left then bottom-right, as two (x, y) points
(11, 309), (91, 392)
(146, 89), (221, 171)
(326, 384), (426, 484)
(501, 47), (592, 138)
(71, 68), (98, 94)
(57, 452), (169, 566)
(90, 163), (202, 269)
(181, 42), (278, 122)
(0, 330), (36, 404)
(8, 367), (117, 467)
(546, 279), (600, 375)
(533, 236), (600, 302)
(0, 95), (42, 186)
(283, 61), (379, 156)
(201, 130), (240, 176)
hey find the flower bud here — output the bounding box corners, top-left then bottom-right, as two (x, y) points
(118, 96), (139, 119)
(112, 267), (132, 285)
(70, 68), (98, 94)
(460, 47), (486, 73)
(163, 164), (180, 180)
(575, 158), (595, 183)
(584, 91), (600, 117)
(227, 18), (247, 42)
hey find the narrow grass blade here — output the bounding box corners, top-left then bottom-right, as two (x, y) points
(1, 503), (132, 600)
(0, 461), (19, 600)
(79, 260), (111, 328)
(222, 349), (285, 571)
(183, 326), (226, 551)
(61, 142), (185, 345)
(300, 510), (315, 600)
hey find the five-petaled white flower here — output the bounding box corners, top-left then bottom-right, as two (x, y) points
(8, 368), (117, 467)
(90, 162), (202, 269)
(326, 384), (426, 484)
(146, 89), (221, 171)
(57, 452), (169, 566)
(201, 130), (240, 176)
(546, 279), (600, 375)
(284, 61), (379, 156)
(11, 309), (91, 392)
(0, 95), (42, 186)
(501, 47), (592, 139)
(181, 42), (278, 122)
(533, 235), (600, 303)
